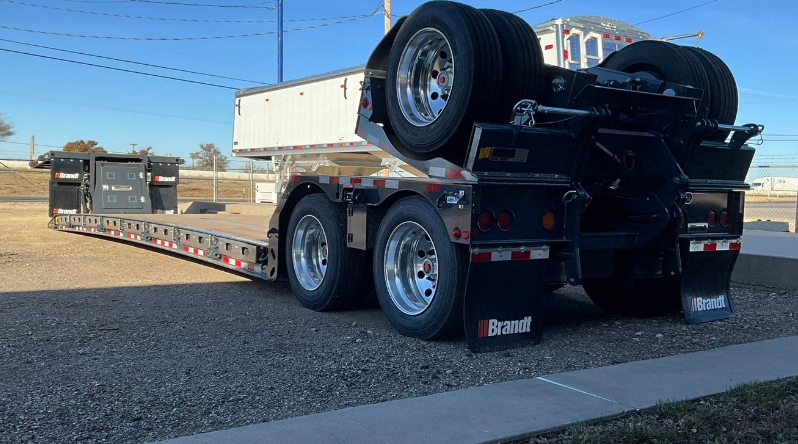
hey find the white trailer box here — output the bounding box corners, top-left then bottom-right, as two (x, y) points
(233, 67), (369, 153)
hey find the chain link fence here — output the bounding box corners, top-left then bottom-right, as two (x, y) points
(178, 158), (275, 203)
(745, 164), (798, 232)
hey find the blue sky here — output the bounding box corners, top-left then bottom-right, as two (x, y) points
(0, 0), (795, 169)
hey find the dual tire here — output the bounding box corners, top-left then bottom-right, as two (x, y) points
(286, 194), (465, 339)
(385, 2), (543, 162)
(600, 41), (738, 140)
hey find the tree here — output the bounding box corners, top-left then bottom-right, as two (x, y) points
(189, 152), (199, 169)
(129, 146), (155, 155)
(0, 112), (14, 141)
(63, 140), (106, 153)
(190, 143), (228, 171)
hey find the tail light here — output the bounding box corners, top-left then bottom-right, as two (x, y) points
(497, 211), (514, 231)
(719, 210), (729, 227)
(452, 227), (462, 240)
(477, 211), (494, 232)
(542, 210), (556, 230)
(707, 210), (718, 227)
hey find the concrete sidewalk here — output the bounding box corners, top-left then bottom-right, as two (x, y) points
(734, 230), (798, 288)
(151, 335), (798, 444)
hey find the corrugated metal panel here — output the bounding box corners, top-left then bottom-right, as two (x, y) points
(233, 68), (366, 150)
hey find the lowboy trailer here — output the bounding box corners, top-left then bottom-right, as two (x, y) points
(42, 2), (762, 352)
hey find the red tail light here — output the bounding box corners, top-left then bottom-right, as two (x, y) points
(477, 211), (494, 232)
(497, 211), (514, 231)
(707, 210), (718, 227)
(452, 227), (462, 240)
(719, 210), (729, 227)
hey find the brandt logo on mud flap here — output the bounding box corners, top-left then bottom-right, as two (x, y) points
(53, 208), (78, 215)
(477, 316), (532, 338)
(54, 172), (80, 179)
(690, 295), (727, 312)
(154, 176), (176, 182)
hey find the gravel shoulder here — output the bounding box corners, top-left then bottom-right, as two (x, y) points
(1, 202), (797, 444)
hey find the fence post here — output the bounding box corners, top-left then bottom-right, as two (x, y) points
(213, 156), (218, 203)
(249, 160), (254, 203)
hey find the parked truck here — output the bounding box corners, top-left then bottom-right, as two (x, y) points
(38, 2), (762, 352)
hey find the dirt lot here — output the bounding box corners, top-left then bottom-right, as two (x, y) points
(0, 170), (256, 200)
(1, 201), (797, 444)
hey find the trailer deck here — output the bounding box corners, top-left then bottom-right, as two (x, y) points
(53, 209), (274, 280)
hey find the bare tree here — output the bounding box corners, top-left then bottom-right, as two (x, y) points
(0, 112), (14, 141)
(190, 143), (228, 171)
(129, 146), (155, 155)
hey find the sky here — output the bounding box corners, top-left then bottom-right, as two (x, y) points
(0, 0), (796, 172)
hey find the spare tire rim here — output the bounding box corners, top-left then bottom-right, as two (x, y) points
(396, 28), (454, 127)
(292, 215), (328, 291)
(384, 221), (438, 315)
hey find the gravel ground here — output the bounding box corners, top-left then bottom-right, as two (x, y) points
(1, 202), (797, 444)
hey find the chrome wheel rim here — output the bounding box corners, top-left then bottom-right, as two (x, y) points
(384, 221), (438, 315)
(291, 215), (328, 291)
(396, 28), (454, 127)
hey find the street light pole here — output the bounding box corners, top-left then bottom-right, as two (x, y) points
(277, 0), (284, 83)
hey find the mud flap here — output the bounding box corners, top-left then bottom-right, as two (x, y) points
(680, 239), (740, 324)
(463, 247), (548, 353)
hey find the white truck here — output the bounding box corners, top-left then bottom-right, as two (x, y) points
(39, 3), (761, 352)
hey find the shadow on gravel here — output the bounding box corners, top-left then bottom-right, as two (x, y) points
(0, 282), (796, 444)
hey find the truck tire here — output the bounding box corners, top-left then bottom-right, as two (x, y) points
(582, 276), (682, 317)
(682, 46), (738, 140)
(286, 194), (366, 311)
(600, 41), (711, 118)
(385, 1), (502, 161)
(373, 196), (466, 339)
(480, 9), (545, 123)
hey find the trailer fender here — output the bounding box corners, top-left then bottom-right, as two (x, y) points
(365, 16), (408, 72)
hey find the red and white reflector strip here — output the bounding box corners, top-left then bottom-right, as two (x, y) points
(127, 233), (142, 241)
(232, 140), (373, 154)
(318, 176), (400, 189)
(71, 226), (98, 233)
(183, 246), (207, 257)
(689, 239), (741, 252)
(107, 230), (123, 237)
(152, 239), (178, 249)
(470, 246), (549, 263)
(222, 256), (261, 274)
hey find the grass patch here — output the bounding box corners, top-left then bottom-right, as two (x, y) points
(525, 377), (798, 444)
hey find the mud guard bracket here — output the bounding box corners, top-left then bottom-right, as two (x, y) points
(463, 247), (548, 353)
(681, 239), (740, 323)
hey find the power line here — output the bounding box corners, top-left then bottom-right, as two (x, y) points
(634, 0), (719, 26)
(0, 47), (238, 89)
(0, 89), (233, 124)
(512, 0), (565, 14)
(2, 0), (372, 24)
(1, 140), (63, 148)
(56, 0), (275, 8)
(0, 38), (267, 84)
(0, 9), (383, 40)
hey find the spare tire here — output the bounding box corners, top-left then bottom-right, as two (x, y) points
(480, 9), (545, 123)
(385, 1), (502, 161)
(600, 40), (711, 118)
(682, 47), (738, 140)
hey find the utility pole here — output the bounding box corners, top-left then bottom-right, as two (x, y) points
(29, 135), (34, 160)
(130, 143), (138, 154)
(384, 0), (391, 34)
(277, 0), (284, 83)
(213, 155), (218, 202)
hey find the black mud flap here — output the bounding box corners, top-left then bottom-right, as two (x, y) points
(680, 239), (740, 324)
(463, 247), (548, 353)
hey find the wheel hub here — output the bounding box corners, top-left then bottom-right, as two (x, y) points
(384, 221), (438, 316)
(396, 28), (454, 127)
(291, 215), (328, 291)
